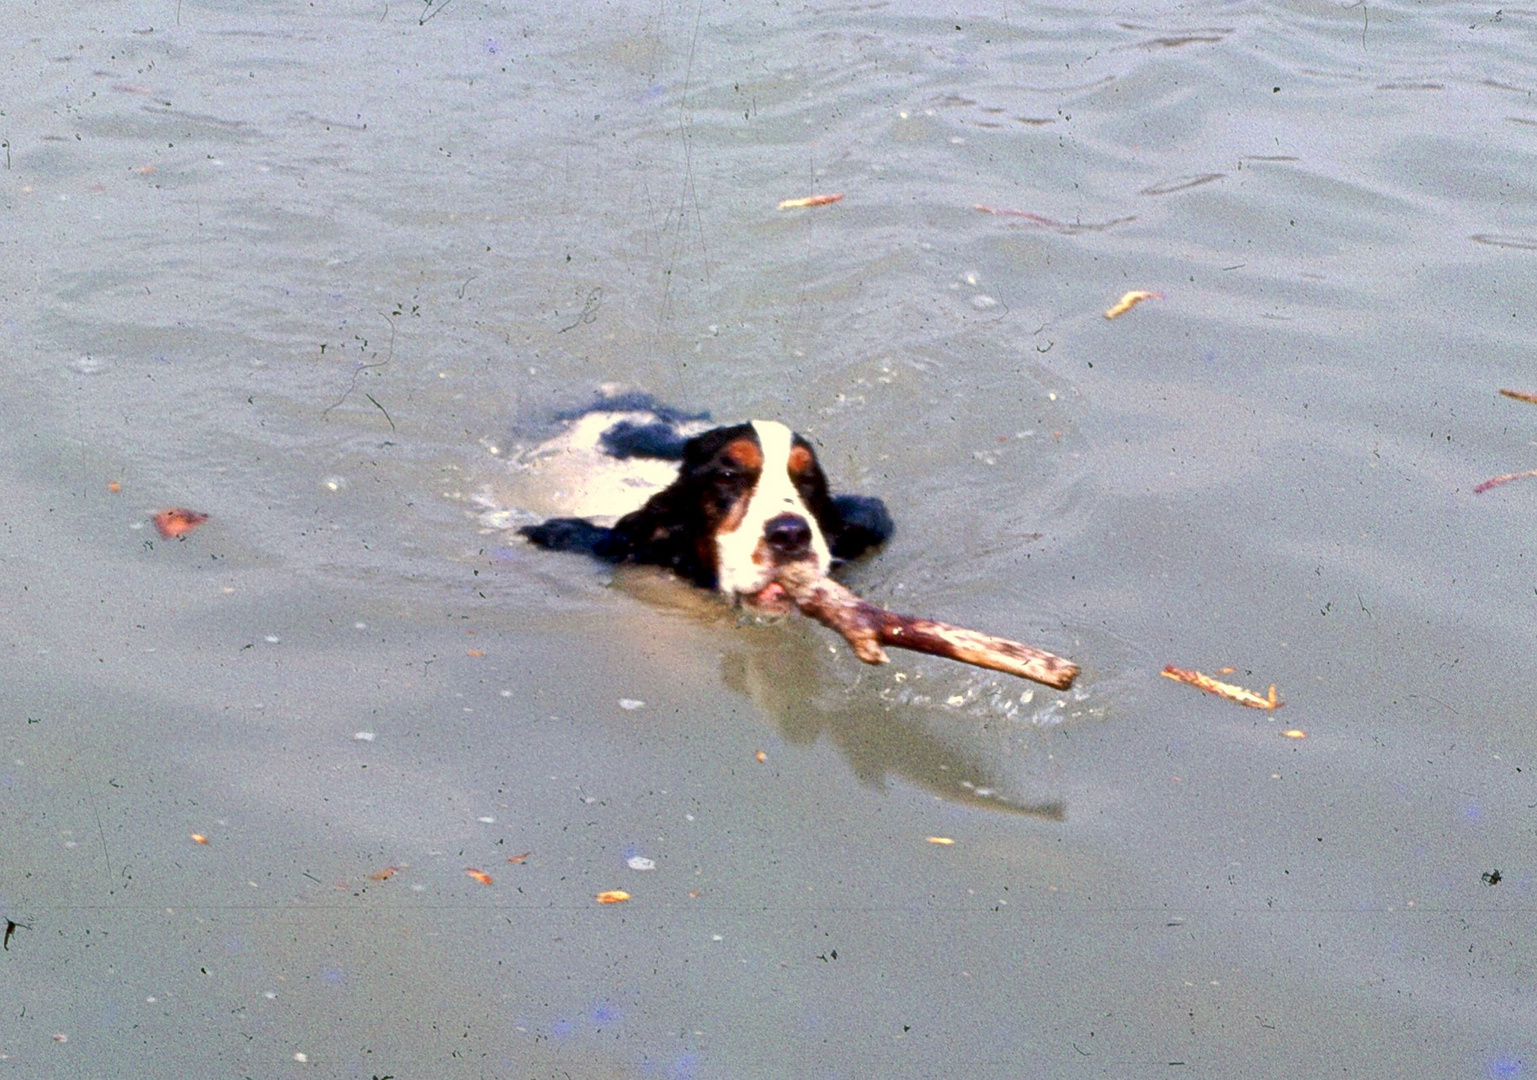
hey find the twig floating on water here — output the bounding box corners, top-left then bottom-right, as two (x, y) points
(974, 204), (1136, 233)
(1161, 665), (1281, 709)
(1498, 388), (1537, 405)
(777, 193), (844, 209)
(1139, 173), (1225, 196)
(1105, 290), (1162, 319)
(1474, 468), (1537, 494)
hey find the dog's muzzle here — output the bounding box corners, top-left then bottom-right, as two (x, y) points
(736, 512), (817, 615)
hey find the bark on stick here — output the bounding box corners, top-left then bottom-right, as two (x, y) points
(776, 566), (1078, 690)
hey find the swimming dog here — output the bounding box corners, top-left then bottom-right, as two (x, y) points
(518, 401), (893, 615)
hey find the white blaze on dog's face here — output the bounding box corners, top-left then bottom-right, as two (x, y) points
(714, 420), (832, 611)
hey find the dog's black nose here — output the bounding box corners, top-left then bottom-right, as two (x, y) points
(764, 513), (812, 557)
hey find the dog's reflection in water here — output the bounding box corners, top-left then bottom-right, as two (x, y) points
(581, 566), (1065, 821)
(715, 607), (1066, 823)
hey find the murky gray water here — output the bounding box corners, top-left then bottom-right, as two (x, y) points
(3, 0), (1536, 1075)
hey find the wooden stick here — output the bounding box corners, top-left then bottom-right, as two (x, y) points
(775, 565), (1079, 690)
(1475, 467), (1537, 494)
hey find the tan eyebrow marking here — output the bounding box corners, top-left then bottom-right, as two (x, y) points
(724, 437), (763, 470)
(787, 444), (813, 475)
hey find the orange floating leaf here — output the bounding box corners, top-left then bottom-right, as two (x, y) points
(1474, 468), (1537, 494)
(1498, 388), (1537, 405)
(466, 649), (485, 657)
(754, 750), (767, 763)
(153, 507), (208, 538)
(1105, 290), (1162, 319)
(926, 836), (956, 845)
(595, 889), (631, 904)
(777, 193), (844, 209)
(1281, 729), (1307, 739)
(190, 833), (209, 844)
(506, 851), (531, 864)
(464, 868), (494, 886)
(107, 480), (121, 493)
(1162, 665), (1282, 710)
(368, 865), (402, 881)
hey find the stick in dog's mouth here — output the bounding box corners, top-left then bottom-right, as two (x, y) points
(773, 563), (1079, 690)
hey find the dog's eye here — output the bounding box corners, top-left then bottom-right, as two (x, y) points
(711, 467), (753, 497)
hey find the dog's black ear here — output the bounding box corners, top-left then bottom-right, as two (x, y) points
(602, 486), (714, 586)
(828, 495), (894, 561)
(519, 518), (615, 555)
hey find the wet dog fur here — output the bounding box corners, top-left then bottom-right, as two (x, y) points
(519, 401), (892, 614)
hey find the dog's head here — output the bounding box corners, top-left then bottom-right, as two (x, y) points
(677, 420), (835, 614)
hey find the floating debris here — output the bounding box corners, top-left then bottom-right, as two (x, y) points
(1161, 665), (1281, 710)
(627, 856), (656, 871)
(1104, 290), (1162, 319)
(153, 507), (208, 538)
(1474, 468), (1537, 494)
(973, 204), (1135, 233)
(1473, 234), (1537, 250)
(595, 890), (632, 904)
(1139, 172), (1224, 196)
(464, 868), (494, 886)
(778, 193), (844, 209)
(926, 836), (956, 846)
